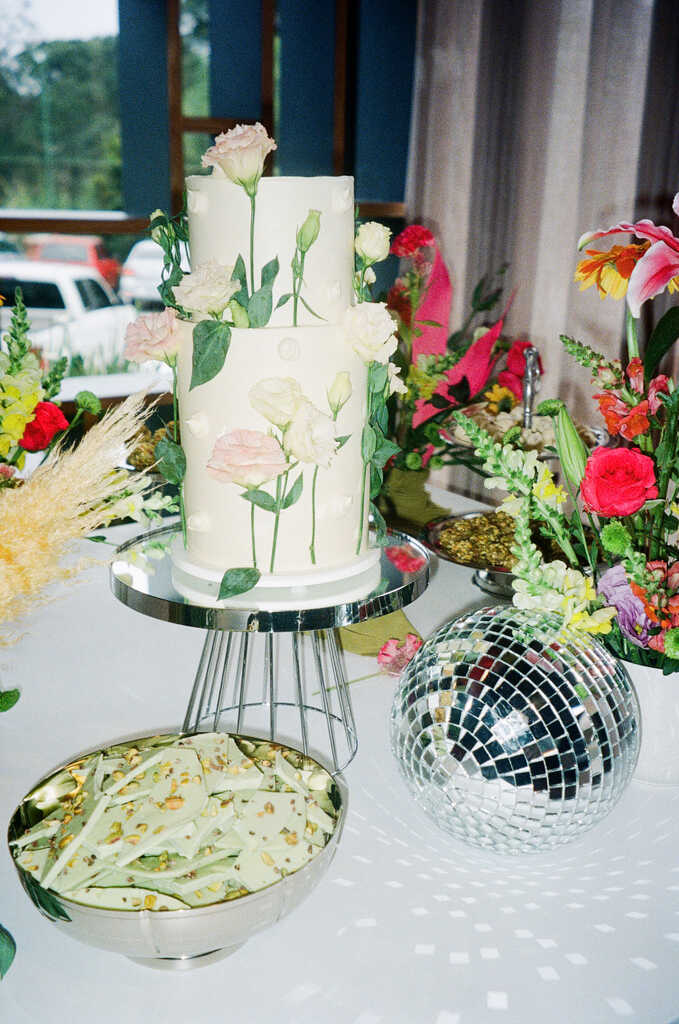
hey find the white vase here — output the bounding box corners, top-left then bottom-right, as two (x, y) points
(624, 660), (679, 785)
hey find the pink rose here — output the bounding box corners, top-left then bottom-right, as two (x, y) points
(0, 464), (16, 480)
(648, 374), (670, 414)
(377, 634), (423, 675)
(201, 122), (277, 194)
(580, 446), (658, 517)
(124, 309), (181, 363)
(206, 429), (286, 488)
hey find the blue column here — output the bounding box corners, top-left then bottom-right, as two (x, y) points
(118, 0), (171, 215)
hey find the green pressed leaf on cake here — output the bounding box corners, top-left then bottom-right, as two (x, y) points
(368, 362), (388, 393)
(154, 437), (186, 484)
(299, 295), (325, 321)
(275, 293), (292, 310)
(336, 434), (351, 450)
(247, 285), (273, 328)
(229, 299), (249, 328)
(0, 689), (20, 712)
(261, 256), (279, 288)
(218, 567), (261, 601)
(361, 423), (377, 461)
(231, 255), (249, 306)
(0, 924), (16, 979)
(373, 438), (400, 469)
(282, 472), (304, 510)
(370, 501), (388, 545)
(241, 488), (277, 513)
(373, 403), (389, 434)
(190, 321), (232, 389)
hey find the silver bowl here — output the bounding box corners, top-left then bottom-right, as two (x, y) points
(8, 731), (347, 970)
(425, 513), (515, 599)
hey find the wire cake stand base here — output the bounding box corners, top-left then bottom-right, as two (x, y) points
(110, 523), (430, 773)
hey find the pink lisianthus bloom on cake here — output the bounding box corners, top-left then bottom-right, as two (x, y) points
(578, 192), (679, 316)
(377, 634), (423, 675)
(201, 122), (277, 195)
(124, 308), (181, 364)
(207, 429), (287, 488)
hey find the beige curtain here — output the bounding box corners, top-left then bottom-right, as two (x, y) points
(406, 0), (677, 494)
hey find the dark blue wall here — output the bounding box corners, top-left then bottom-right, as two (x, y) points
(209, 1), (262, 120)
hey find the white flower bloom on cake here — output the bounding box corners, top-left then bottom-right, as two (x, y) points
(283, 400), (338, 468)
(173, 260), (239, 318)
(201, 122), (277, 195)
(249, 377), (304, 428)
(354, 222), (391, 264)
(206, 428), (287, 488)
(343, 302), (398, 364)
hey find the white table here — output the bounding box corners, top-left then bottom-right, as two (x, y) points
(2, 489), (678, 1024)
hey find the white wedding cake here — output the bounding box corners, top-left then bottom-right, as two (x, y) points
(127, 124), (401, 607)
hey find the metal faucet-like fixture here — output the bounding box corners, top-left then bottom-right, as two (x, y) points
(522, 346), (540, 428)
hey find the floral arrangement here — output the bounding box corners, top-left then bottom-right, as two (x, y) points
(454, 191), (679, 673)
(0, 291), (101, 487)
(384, 228), (542, 471)
(123, 123), (405, 600)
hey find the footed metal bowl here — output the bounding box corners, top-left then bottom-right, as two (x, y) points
(8, 731), (347, 970)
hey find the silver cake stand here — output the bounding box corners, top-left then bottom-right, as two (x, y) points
(110, 523), (430, 773)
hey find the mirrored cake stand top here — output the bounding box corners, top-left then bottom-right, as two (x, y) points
(110, 522), (430, 633)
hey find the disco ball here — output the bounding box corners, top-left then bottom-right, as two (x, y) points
(391, 606), (640, 854)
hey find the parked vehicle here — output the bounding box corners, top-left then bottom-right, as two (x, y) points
(0, 260), (136, 374)
(25, 234), (122, 290)
(119, 238), (189, 308)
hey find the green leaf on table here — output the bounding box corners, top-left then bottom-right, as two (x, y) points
(0, 689), (19, 712)
(154, 437), (186, 484)
(231, 255), (249, 306)
(0, 924), (16, 979)
(87, 535), (110, 544)
(282, 472), (304, 509)
(241, 488), (277, 513)
(261, 256), (279, 288)
(218, 567), (261, 601)
(643, 307), (679, 381)
(248, 285), (273, 327)
(23, 871), (71, 922)
(190, 320), (231, 389)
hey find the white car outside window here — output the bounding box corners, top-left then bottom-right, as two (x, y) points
(119, 238), (189, 307)
(0, 259), (137, 374)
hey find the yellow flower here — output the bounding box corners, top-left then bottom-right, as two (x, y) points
(569, 605), (617, 635)
(484, 384), (516, 414)
(407, 364), (440, 401)
(0, 435), (13, 457)
(2, 412), (31, 442)
(532, 465), (567, 509)
(574, 243), (649, 299)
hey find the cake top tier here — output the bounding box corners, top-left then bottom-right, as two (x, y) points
(186, 173), (355, 328)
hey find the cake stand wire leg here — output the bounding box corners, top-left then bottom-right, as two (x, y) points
(328, 628), (357, 753)
(183, 629), (216, 733)
(313, 631), (339, 772)
(235, 632), (250, 733)
(195, 631), (225, 727)
(205, 632), (226, 715)
(265, 632), (276, 740)
(292, 632), (309, 756)
(212, 632), (233, 733)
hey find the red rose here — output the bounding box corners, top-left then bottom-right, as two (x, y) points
(19, 401), (69, 452)
(580, 446), (658, 517)
(390, 224), (435, 258)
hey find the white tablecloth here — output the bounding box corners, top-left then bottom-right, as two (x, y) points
(2, 488), (679, 1024)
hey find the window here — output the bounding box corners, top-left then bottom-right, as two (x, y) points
(40, 242), (90, 262)
(75, 278), (115, 311)
(0, 277), (65, 309)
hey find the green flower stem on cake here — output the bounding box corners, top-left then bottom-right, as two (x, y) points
(270, 471), (285, 572)
(170, 360), (187, 546)
(291, 211), (322, 327)
(250, 500), (257, 568)
(249, 193), (256, 296)
(309, 465), (319, 564)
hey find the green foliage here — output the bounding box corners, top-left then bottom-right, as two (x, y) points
(154, 437), (186, 485)
(218, 567), (261, 601)
(241, 488), (277, 512)
(0, 924), (16, 979)
(0, 689), (19, 712)
(190, 320), (231, 389)
(644, 307), (679, 381)
(75, 390), (102, 415)
(281, 472), (303, 509)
